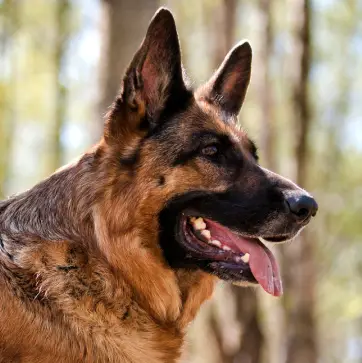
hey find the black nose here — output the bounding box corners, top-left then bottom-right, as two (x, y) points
(286, 194), (318, 222)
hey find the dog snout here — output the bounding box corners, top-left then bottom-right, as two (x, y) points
(285, 193), (318, 223)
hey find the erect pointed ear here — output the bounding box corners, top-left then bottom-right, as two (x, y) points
(197, 41), (252, 116)
(120, 8), (187, 124)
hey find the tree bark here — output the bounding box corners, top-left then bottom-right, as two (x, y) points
(52, 0), (70, 170)
(96, 0), (158, 140)
(210, 0), (236, 69)
(206, 2), (264, 363)
(257, 0), (276, 171)
(284, 1), (317, 363)
(0, 0), (18, 197)
(255, 3), (287, 363)
(209, 287), (263, 363)
(232, 287), (264, 363)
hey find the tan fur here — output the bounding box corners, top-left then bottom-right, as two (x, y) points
(0, 91), (261, 362)
(0, 9), (262, 363)
(0, 235), (215, 363)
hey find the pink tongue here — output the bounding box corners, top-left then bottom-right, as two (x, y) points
(206, 220), (283, 296)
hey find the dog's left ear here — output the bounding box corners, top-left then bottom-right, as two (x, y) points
(197, 41), (252, 116)
(119, 8), (187, 125)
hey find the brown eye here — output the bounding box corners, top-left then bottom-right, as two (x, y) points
(201, 145), (219, 156)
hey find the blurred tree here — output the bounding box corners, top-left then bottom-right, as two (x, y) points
(257, 0), (276, 171)
(51, 0), (71, 170)
(254, 3), (287, 363)
(208, 286), (263, 363)
(205, 2), (264, 363)
(210, 0), (236, 69)
(97, 0), (158, 139)
(283, 1), (318, 363)
(0, 0), (18, 197)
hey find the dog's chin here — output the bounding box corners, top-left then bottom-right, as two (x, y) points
(172, 214), (299, 297)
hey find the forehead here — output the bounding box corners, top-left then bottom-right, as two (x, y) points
(147, 97), (257, 161)
(173, 99), (251, 147)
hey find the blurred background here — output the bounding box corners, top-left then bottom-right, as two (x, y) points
(0, 0), (361, 362)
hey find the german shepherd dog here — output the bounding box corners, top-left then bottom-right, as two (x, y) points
(0, 8), (317, 363)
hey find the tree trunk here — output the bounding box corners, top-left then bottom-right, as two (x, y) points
(52, 0), (70, 170)
(284, 1), (317, 363)
(232, 287), (264, 363)
(255, 3), (287, 363)
(96, 0), (158, 140)
(0, 0), (18, 197)
(257, 0), (276, 171)
(210, 0), (236, 69)
(206, 2), (264, 363)
(209, 286), (264, 363)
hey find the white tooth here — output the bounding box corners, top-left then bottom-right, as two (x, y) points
(241, 253), (250, 263)
(258, 237), (268, 244)
(210, 240), (221, 247)
(190, 217), (196, 223)
(200, 230), (211, 240)
(222, 245), (231, 251)
(235, 256), (242, 263)
(193, 217), (206, 230)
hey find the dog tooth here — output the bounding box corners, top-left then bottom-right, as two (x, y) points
(235, 256), (242, 263)
(222, 245), (231, 251)
(200, 230), (211, 240)
(193, 217), (206, 230)
(241, 253), (250, 263)
(210, 240), (221, 247)
(258, 237), (268, 244)
(190, 217), (196, 223)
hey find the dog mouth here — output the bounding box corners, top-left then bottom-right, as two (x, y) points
(181, 215), (283, 297)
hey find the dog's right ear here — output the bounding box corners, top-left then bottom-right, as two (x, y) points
(107, 8), (188, 137)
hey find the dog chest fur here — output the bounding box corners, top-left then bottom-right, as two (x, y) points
(0, 235), (214, 363)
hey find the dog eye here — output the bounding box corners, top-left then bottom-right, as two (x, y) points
(201, 145), (219, 157)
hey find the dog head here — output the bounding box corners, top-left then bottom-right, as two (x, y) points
(100, 9), (318, 296)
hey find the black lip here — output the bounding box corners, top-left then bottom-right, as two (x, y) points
(209, 261), (257, 283)
(261, 235), (293, 243)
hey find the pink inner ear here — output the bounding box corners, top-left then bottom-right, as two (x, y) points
(142, 55), (159, 100)
(223, 69), (241, 95)
(223, 59), (250, 97)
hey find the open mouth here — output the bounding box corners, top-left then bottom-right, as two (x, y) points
(181, 216), (283, 296)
